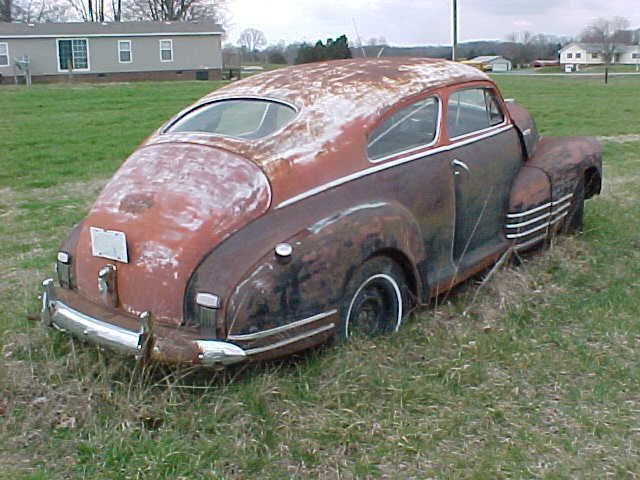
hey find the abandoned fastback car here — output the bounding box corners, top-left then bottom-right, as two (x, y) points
(41, 58), (602, 367)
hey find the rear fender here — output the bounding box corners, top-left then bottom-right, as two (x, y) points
(224, 201), (425, 340)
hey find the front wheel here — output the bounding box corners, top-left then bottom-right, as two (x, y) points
(337, 257), (410, 341)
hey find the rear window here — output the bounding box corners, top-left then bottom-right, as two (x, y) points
(166, 99), (297, 140)
(368, 96), (439, 161)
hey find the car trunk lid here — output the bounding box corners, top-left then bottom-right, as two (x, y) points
(72, 142), (271, 325)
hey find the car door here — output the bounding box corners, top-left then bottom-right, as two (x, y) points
(367, 95), (456, 288)
(445, 86), (523, 266)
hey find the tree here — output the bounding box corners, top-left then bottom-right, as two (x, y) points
(12, 0), (69, 22)
(237, 28), (267, 55)
(67, 0), (106, 22)
(580, 16), (631, 83)
(295, 35), (352, 64)
(0, 0), (12, 21)
(128, 0), (227, 22)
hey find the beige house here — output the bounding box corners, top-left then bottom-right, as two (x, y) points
(0, 21), (224, 84)
(560, 42), (640, 71)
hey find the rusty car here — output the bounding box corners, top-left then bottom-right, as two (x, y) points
(40, 58), (602, 367)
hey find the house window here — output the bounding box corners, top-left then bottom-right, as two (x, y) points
(632, 53), (640, 59)
(575, 53), (582, 59)
(118, 40), (132, 63)
(160, 39), (173, 62)
(567, 53), (573, 59)
(57, 38), (89, 71)
(0, 43), (8, 66)
(592, 53), (599, 59)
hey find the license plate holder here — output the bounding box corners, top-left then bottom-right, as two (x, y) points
(90, 227), (129, 263)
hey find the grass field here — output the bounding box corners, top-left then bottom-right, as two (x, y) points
(1, 76), (640, 479)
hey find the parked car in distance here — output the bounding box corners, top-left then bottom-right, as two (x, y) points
(41, 58), (602, 367)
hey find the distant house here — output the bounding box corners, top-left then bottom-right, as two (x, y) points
(462, 55), (512, 72)
(559, 42), (640, 71)
(0, 21), (224, 84)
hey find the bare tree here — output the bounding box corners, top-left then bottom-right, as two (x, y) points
(237, 28), (267, 53)
(12, 0), (69, 22)
(111, 0), (121, 21)
(66, 0), (107, 21)
(0, 0), (12, 21)
(127, 0), (226, 22)
(580, 16), (631, 83)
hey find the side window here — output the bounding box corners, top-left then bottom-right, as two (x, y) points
(368, 96), (439, 161)
(447, 88), (504, 138)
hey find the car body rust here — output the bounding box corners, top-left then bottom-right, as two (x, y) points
(42, 57), (603, 367)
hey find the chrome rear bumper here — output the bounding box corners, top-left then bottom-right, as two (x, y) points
(40, 279), (247, 367)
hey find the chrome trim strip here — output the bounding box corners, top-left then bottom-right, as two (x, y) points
(506, 201), (572, 229)
(244, 323), (335, 355)
(549, 211), (569, 225)
(551, 202), (571, 216)
(506, 193), (573, 219)
(506, 221), (549, 239)
(276, 124), (514, 209)
(506, 202), (552, 219)
(506, 212), (551, 229)
(553, 193), (574, 205)
(227, 309), (338, 341)
(514, 233), (548, 251)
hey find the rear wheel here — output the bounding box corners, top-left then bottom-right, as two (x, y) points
(561, 177), (585, 234)
(337, 257), (410, 341)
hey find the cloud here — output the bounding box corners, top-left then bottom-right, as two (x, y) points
(227, 0), (639, 46)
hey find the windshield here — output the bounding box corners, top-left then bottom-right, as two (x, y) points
(166, 99), (297, 140)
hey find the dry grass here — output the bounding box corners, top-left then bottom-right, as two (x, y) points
(1, 80), (640, 478)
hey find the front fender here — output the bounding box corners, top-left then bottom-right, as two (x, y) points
(527, 136), (602, 199)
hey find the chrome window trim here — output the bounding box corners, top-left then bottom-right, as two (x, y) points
(244, 323), (335, 355)
(227, 309), (337, 341)
(162, 96), (299, 136)
(367, 95), (442, 164)
(447, 87), (507, 141)
(276, 124), (514, 209)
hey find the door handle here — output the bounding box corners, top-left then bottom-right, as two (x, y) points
(451, 159), (470, 175)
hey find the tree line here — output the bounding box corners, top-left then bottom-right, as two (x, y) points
(0, 0), (226, 23)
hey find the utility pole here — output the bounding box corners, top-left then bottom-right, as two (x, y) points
(452, 0), (458, 61)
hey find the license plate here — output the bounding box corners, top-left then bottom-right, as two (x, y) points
(90, 227), (129, 263)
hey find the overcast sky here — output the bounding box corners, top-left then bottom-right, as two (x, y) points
(227, 0), (640, 46)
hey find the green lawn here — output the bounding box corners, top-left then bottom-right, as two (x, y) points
(1, 76), (640, 479)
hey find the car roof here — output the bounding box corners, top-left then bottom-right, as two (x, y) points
(205, 57), (489, 115)
(152, 58), (492, 207)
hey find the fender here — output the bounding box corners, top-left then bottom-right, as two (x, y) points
(224, 200), (424, 338)
(527, 136), (602, 200)
(185, 199), (425, 350)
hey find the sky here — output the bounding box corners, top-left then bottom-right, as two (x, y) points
(226, 0), (640, 46)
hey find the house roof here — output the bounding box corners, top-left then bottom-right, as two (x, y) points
(560, 42), (634, 54)
(0, 21), (224, 38)
(468, 55), (509, 64)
